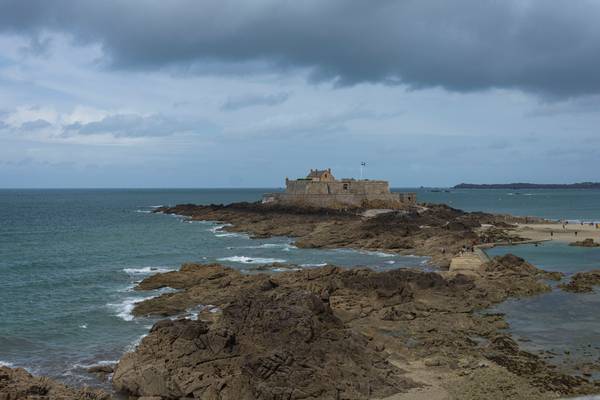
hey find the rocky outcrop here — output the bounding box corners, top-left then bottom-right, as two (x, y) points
(569, 238), (600, 247)
(0, 366), (110, 400)
(559, 270), (600, 293)
(482, 254), (562, 298)
(120, 257), (599, 399)
(114, 287), (416, 399)
(155, 202), (525, 268)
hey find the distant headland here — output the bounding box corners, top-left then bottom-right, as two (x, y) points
(454, 182), (600, 189)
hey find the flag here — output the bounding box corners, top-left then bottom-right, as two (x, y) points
(361, 162), (366, 166)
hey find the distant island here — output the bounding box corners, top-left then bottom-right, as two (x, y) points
(454, 182), (600, 189)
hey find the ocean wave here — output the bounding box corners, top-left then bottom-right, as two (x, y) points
(384, 260), (396, 264)
(359, 250), (396, 257)
(209, 223), (232, 233)
(215, 232), (248, 238)
(134, 209), (152, 214)
(300, 263), (327, 268)
(108, 287), (176, 321)
(238, 243), (296, 251)
(79, 324), (88, 329)
(123, 266), (175, 276)
(0, 360), (14, 368)
(126, 333), (148, 352)
(218, 256), (286, 264)
(71, 359), (118, 370)
(107, 298), (140, 321)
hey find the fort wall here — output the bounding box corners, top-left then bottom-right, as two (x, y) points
(263, 170), (416, 209)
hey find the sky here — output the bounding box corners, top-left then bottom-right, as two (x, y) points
(1, 0), (600, 188)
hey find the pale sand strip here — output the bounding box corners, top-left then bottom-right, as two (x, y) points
(509, 223), (600, 243)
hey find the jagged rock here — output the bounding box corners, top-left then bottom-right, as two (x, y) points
(120, 256), (600, 398)
(569, 238), (600, 247)
(86, 364), (114, 382)
(154, 202), (524, 268)
(0, 366), (110, 400)
(559, 270), (600, 293)
(114, 288), (416, 399)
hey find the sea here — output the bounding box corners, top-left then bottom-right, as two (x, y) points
(1, 188), (600, 387)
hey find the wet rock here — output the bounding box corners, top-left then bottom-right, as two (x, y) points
(569, 238), (600, 247)
(0, 366), (110, 400)
(559, 270), (600, 293)
(483, 335), (592, 395)
(86, 364), (114, 381)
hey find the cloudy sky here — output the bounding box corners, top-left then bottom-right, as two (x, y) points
(1, 0), (599, 188)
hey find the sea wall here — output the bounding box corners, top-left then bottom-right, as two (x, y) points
(263, 192), (416, 209)
(285, 179), (392, 195)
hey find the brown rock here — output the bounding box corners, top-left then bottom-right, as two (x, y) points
(569, 238), (600, 247)
(114, 288), (417, 399)
(559, 270), (600, 293)
(0, 366), (110, 400)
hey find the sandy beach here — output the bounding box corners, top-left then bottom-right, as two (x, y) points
(509, 223), (600, 244)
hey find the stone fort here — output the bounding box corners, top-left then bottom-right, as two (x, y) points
(263, 169), (416, 209)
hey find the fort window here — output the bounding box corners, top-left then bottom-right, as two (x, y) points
(343, 183), (349, 190)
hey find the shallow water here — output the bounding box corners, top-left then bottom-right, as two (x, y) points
(0, 189), (427, 386)
(486, 242), (600, 377)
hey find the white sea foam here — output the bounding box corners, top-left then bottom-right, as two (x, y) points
(238, 243), (297, 251)
(123, 266), (175, 276)
(359, 250), (396, 257)
(215, 232), (248, 238)
(134, 209), (152, 214)
(108, 287), (176, 321)
(300, 263), (327, 268)
(79, 324), (88, 329)
(272, 267), (302, 272)
(72, 359), (118, 370)
(384, 260), (396, 264)
(108, 298), (139, 321)
(0, 360), (14, 368)
(126, 333), (148, 352)
(209, 223), (232, 233)
(149, 205), (163, 208)
(218, 256), (286, 264)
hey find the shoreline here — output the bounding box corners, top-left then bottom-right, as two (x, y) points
(508, 223), (600, 244)
(3, 201), (600, 399)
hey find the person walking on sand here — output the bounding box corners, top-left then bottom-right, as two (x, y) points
(575, 231), (578, 237)
(550, 231), (553, 238)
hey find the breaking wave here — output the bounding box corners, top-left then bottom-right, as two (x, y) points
(123, 266), (175, 276)
(217, 256), (287, 264)
(300, 263), (327, 268)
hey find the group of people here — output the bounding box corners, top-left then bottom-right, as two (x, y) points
(549, 219), (600, 238)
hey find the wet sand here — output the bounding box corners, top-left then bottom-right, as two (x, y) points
(510, 223), (600, 244)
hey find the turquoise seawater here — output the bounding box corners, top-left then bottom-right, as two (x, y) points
(0, 189), (427, 387)
(1, 188), (600, 386)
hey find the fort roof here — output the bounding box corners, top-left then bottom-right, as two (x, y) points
(307, 168), (332, 179)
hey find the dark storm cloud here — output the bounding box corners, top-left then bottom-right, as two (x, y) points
(2, 0), (600, 96)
